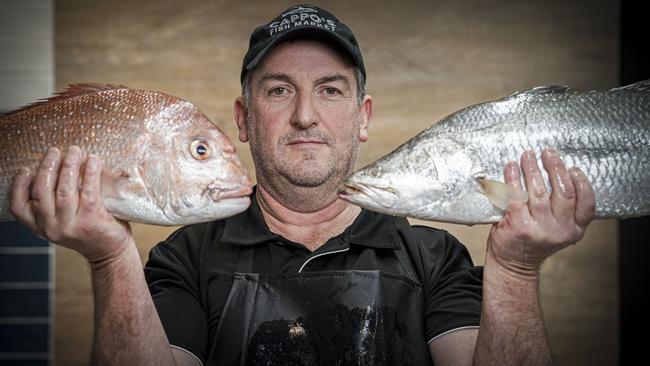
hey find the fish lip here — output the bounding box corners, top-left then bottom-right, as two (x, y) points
(338, 181), (367, 197)
(339, 181), (399, 208)
(205, 183), (253, 202)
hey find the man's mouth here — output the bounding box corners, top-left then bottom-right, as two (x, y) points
(288, 139), (326, 145)
(287, 139), (327, 148)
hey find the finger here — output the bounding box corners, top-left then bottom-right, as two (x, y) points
(503, 161), (532, 222)
(541, 149), (576, 220)
(504, 161), (523, 190)
(521, 150), (551, 219)
(78, 155), (103, 215)
(10, 167), (37, 228)
(55, 146), (83, 222)
(31, 147), (62, 225)
(569, 167), (596, 227)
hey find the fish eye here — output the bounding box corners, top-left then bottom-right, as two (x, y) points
(369, 166), (382, 178)
(190, 140), (211, 160)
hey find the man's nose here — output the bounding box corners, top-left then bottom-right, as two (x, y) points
(290, 92), (319, 129)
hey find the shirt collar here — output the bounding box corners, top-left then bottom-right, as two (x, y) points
(221, 188), (275, 245)
(221, 187), (402, 250)
(347, 208), (402, 249)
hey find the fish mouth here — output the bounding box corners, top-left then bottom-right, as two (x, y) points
(339, 181), (399, 208)
(205, 182), (253, 202)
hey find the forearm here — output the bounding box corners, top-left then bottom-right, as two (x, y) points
(90, 239), (175, 366)
(470, 150), (595, 365)
(9, 149), (178, 364)
(473, 249), (553, 366)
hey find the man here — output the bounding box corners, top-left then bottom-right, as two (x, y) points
(10, 4), (595, 366)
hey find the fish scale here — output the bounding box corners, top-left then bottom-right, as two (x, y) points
(461, 90), (649, 217)
(341, 80), (650, 224)
(1, 89), (152, 196)
(1, 84), (252, 225)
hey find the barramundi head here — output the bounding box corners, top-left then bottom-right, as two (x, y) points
(339, 127), (523, 224)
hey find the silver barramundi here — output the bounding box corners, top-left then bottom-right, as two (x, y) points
(0, 84), (253, 226)
(339, 80), (650, 225)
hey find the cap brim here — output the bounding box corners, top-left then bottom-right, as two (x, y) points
(244, 27), (363, 74)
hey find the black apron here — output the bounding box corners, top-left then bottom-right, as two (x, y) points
(207, 244), (432, 365)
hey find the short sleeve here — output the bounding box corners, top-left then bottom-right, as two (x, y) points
(414, 227), (483, 342)
(144, 227), (208, 363)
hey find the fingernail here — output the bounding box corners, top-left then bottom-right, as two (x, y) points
(65, 146), (81, 162)
(18, 167), (30, 176)
(86, 155), (98, 173)
(543, 148), (558, 158)
(524, 150), (538, 171)
(526, 150), (537, 162)
(46, 146), (60, 157)
(505, 161), (517, 179)
(45, 148), (61, 171)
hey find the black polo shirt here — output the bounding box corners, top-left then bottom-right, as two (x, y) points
(145, 195), (483, 363)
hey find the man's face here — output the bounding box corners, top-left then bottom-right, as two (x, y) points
(238, 40), (371, 190)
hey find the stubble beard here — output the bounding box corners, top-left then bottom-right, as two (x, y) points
(247, 115), (361, 194)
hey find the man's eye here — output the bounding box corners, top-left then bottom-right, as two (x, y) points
(270, 87), (286, 96)
(324, 87), (340, 95)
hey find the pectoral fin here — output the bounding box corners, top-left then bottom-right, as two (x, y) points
(100, 169), (147, 200)
(476, 178), (528, 210)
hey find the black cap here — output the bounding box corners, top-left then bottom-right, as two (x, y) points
(241, 4), (365, 84)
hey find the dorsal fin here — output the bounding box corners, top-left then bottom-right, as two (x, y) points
(504, 85), (573, 99)
(612, 79), (650, 92)
(2, 83), (129, 117)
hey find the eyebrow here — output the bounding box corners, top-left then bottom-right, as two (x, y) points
(259, 73), (294, 87)
(315, 74), (352, 90)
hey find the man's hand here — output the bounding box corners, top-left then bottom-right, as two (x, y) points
(10, 146), (133, 265)
(487, 148), (596, 276)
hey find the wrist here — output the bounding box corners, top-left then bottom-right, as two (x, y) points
(485, 243), (541, 283)
(483, 247), (542, 314)
(88, 236), (138, 274)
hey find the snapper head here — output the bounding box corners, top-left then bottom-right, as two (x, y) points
(137, 100), (252, 225)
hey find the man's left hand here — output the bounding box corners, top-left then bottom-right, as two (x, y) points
(487, 148), (596, 276)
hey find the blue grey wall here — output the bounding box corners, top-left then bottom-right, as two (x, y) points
(0, 0), (54, 364)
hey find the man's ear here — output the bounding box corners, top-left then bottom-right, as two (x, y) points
(359, 95), (373, 142)
(234, 97), (249, 143)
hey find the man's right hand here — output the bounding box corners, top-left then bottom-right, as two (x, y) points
(10, 146), (133, 266)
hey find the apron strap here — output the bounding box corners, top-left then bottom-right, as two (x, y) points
(393, 218), (430, 325)
(392, 234), (422, 286)
(392, 219), (426, 287)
